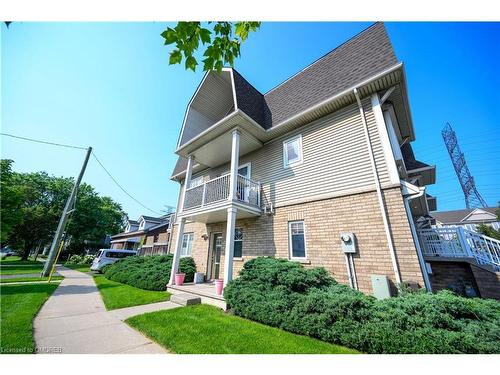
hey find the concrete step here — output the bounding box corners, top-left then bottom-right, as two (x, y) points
(170, 293), (201, 306)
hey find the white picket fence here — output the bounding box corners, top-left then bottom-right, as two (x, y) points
(419, 227), (500, 271)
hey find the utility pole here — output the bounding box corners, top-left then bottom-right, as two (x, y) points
(42, 147), (92, 276)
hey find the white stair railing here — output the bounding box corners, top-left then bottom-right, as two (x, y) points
(419, 227), (500, 271)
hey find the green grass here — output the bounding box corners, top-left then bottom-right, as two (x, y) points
(0, 276), (64, 284)
(0, 264), (44, 275)
(93, 275), (171, 310)
(0, 256), (42, 265)
(126, 304), (359, 354)
(63, 263), (91, 273)
(0, 283), (59, 354)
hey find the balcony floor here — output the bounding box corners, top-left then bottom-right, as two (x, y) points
(180, 200), (261, 224)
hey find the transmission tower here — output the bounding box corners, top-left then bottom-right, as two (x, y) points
(442, 122), (487, 209)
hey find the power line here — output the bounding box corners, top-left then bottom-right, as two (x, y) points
(1, 131), (163, 217)
(91, 151), (162, 216)
(1, 132), (87, 150)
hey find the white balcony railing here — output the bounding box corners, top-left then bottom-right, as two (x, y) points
(183, 174), (260, 211)
(419, 227), (500, 271)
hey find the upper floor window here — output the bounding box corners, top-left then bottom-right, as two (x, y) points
(283, 135), (303, 167)
(288, 220), (307, 259)
(180, 232), (194, 257)
(234, 228), (243, 258)
(189, 176), (203, 188)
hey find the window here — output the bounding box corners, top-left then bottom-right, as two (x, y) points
(189, 176), (203, 188)
(234, 228), (243, 258)
(283, 135), (303, 167)
(288, 221), (306, 259)
(180, 233), (194, 257)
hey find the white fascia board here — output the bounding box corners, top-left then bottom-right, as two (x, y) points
(401, 180), (424, 197)
(399, 65), (416, 142)
(229, 68), (238, 111)
(371, 93), (400, 185)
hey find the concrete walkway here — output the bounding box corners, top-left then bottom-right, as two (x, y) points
(34, 266), (177, 354)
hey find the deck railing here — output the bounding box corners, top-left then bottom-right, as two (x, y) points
(419, 227), (500, 271)
(183, 174), (260, 211)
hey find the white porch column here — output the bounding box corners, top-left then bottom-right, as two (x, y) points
(168, 217), (186, 285)
(223, 207), (237, 287)
(179, 155), (194, 213)
(228, 129), (240, 202)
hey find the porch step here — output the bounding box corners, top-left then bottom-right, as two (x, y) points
(170, 293), (201, 306)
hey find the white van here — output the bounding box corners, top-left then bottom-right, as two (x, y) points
(90, 249), (137, 272)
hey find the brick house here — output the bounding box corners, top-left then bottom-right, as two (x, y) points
(167, 23), (438, 297)
(110, 214), (173, 255)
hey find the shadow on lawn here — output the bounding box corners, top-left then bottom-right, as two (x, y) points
(0, 283), (58, 295)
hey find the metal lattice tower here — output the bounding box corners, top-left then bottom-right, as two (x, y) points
(442, 122), (487, 209)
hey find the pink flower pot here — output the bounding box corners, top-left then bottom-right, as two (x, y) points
(175, 273), (186, 286)
(215, 279), (224, 295)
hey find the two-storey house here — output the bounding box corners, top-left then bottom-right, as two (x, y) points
(167, 23), (437, 296)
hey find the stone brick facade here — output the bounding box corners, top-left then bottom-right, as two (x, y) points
(170, 186), (425, 295)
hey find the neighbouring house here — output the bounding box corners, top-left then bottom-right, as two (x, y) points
(110, 214), (174, 255)
(166, 22), (499, 300)
(431, 207), (500, 232)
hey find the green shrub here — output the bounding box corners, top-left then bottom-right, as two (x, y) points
(65, 254), (95, 265)
(224, 257), (500, 354)
(103, 255), (196, 291)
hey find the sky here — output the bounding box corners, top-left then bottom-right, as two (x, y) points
(1, 22), (499, 219)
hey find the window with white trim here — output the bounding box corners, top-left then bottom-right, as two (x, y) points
(180, 232), (194, 257)
(288, 221), (306, 259)
(234, 228), (243, 258)
(189, 176), (203, 188)
(283, 135), (303, 167)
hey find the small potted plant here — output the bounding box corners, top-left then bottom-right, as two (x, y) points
(175, 273), (186, 286)
(215, 278), (224, 295)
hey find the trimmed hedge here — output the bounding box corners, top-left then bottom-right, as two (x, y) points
(224, 257), (500, 354)
(103, 255), (196, 291)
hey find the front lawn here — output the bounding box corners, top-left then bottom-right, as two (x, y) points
(0, 283), (59, 354)
(63, 263), (91, 273)
(126, 304), (358, 354)
(0, 264), (44, 275)
(0, 257), (42, 265)
(0, 276), (64, 284)
(93, 275), (171, 310)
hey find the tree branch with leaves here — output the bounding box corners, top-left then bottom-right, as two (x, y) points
(161, 22), (261, 72)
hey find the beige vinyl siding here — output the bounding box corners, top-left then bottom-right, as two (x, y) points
(188, 98), (389, 208)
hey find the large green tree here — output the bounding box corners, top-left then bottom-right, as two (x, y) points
(0, 159), (23, 243)
(1, 160), (127, 260)
(162, 22), (260, 72)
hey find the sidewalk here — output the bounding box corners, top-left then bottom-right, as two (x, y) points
(34, 266), (176, 354)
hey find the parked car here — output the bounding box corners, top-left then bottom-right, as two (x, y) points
(90, 249), (136, 272)
(0, 246), (17, 258)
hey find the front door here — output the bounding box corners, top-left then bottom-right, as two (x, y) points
(210, 233), (223, 280)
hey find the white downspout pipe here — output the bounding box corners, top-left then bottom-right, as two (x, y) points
(354, 88), (402, 286)
(402, 185), (433, 292)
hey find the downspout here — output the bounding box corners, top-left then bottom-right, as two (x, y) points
(354, 88), (402, 286)
(402, 185), (433, 292)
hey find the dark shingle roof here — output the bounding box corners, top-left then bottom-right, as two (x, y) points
(431, 208), (497, 224)
(232, 70), (268, 128)
(261, 22), (397, 128)
(172, 22), (399, 178)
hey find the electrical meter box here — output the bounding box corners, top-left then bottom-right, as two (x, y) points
(340, 232), (356, 253)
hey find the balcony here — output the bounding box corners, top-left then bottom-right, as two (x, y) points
(184, 174), (261, 212)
